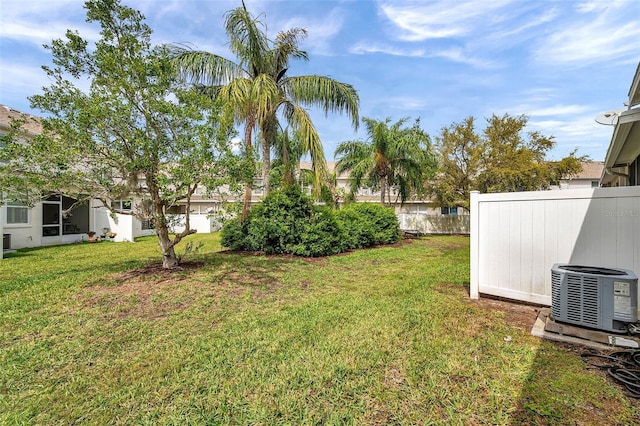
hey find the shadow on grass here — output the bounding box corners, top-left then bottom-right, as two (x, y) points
(509, 334), (639, 425)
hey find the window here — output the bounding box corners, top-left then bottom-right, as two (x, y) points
(6, 201), (29, 224)
(441, 207), (458, 216)
(111, 199), (132, 211)
(141, 219), (154, 230)
(591, 181), (599, 188)
(166, 205), (186, 215)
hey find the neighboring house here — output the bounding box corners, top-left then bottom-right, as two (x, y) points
(600, 62), (640, 187)
(1, 106), (94, 253)
(299, 161), (458, 215)
(554, 161), (604, 190)
(0, 106), (156, 255)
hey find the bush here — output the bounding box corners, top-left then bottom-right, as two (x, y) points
(221, 187), (315, 254)
(295, 206), (346, 257)
(335, 207), (374, 249)
(221, 189), (400, 256)
(336, 203), (401, 248)
(220, 218), (247, 251)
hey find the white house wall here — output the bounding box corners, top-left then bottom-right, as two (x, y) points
(2, 202), (42, 249)
(470, 187), (640, 306)
(168, 214), (216, 234)
(93, 206), (139, 242)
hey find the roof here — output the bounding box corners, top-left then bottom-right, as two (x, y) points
(603, 107), (640, 169)
(601, 62), (640, 183)
(300, 161), (349, 178)
(572, 161), (604, 180)
(0, 105), (43, 136)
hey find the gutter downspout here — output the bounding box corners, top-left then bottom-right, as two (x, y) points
(605, 167), (629, 186)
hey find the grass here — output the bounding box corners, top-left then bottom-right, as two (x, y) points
(1, 234), (638, 424)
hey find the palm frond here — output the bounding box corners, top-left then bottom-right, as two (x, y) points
(167, 46), (245, 85)
(273, 28), (309, 70)
(224, 5), (270, 74)
(284, 104), (328, 192)
(251, 74), (279, 124)
(283, 75), (360, 130)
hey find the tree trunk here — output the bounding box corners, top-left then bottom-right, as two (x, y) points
(241, 121), (255, 224)
(261, 131), (270, 195)
(156, 220), (179, 268)
(260, 116), (278, 196)
(161, 244), (179, 268)
(148, 175), (181, 269)
(241, 183), (252, 223)
(282, 135), (294, 187)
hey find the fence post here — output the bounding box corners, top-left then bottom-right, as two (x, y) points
(470, 191), (480, 299)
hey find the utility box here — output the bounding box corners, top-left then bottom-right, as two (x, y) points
(2, 234), (9, 250)
(551, 264), (638, 333)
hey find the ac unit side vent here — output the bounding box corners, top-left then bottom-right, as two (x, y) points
(551, 264), (638, 333)
(551, 271), (562, 319)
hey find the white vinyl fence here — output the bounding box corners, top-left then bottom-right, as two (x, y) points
(470, 186), (640, 305)
(397, 213), (470, 235)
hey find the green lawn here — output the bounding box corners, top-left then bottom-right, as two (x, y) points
(1, 234), (638, 424)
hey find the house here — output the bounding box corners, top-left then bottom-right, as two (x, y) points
(600, 62), (640, 187)
(0, 106), (156, 256)
(1, 106), (96, 254)
(555, 161), (604, 190)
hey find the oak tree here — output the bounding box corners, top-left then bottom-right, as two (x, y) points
(0, 0), (238, 268)
(429, 114), (585, 210)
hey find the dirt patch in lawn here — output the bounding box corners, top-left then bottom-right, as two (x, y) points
(78, 260), (286, 319)
(79, 261), (207, 320)
(471, 294), (542, 332)
(113, 261), (205, 281)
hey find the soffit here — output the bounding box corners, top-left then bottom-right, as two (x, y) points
(603, 108), (640, 169)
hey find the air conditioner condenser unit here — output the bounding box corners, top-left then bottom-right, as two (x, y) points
(551, 264), (638, 333)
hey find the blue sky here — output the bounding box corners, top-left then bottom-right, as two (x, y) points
(1, 0), (639, 161)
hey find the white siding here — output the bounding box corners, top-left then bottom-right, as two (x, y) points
(470, 186), (640, 305)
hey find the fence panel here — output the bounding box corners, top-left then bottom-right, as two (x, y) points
(470, 187), (640, 305)
(397, 213), (469, 235)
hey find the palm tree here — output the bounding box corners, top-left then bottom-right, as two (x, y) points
(335, 117), (436, 205)
(169, 2), (359, 216)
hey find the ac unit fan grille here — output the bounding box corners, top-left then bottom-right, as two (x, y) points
(566, 274), (599, 326)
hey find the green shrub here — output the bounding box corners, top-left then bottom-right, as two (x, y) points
(220, 218), (247, 251)
(337, 203), (400, 247)
(295, 206), (346, 257)
(221, 189), (400, 256)
(221, 187), (314, 254)
(335, 207), (374, 249)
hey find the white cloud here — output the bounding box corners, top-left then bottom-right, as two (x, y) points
(430, 48), (500, 69)
(527, 105), (593, 117)
(535, 1), (640, 66)
(1, 63), (49, 94)
(378, 0), (516, 41)
(278, 8), (345, 55)
(385, 96), (428, 111)
(350, 42), (424, 57)
(0, 0), (99, 47)
(487, 7), (558, 40)
(1, 21), (100, 48)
